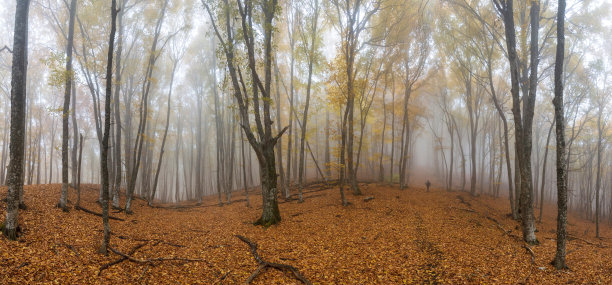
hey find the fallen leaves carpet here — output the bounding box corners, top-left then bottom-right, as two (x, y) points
(1, 183), (611, 284)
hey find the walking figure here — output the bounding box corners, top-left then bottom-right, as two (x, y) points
(425, 180), (431, 192)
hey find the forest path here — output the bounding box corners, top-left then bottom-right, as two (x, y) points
(2, 183), (612, 284)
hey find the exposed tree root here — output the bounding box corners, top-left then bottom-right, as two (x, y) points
(99, 242), (148, 275)
(235, 235), (312, 285)
(75, 205), (124, 221)
(523, 244), (536, 264)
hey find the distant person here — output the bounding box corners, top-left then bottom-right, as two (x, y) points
(425, 180), (431, 192)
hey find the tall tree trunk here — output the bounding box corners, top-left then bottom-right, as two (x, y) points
(273, 60), (286, 198)
(3, 0), (30, 240)
(150, 60), (178, 206)
(99, 0), (117, 255)
(595, 110), (602, 238)
(539, 119), (554, 222)
(494, 0), (538, 244)
(552, 0), (567, 268)
(125, 0), (169, 213)
(76, 134), (83, 206)
(112, 2), (125, 209)
(58, 0), (77, 211)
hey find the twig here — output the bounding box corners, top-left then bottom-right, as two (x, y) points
(0, 45), (12, 53)
(568, 235), (608, 248)
(523, 244), (536, 264)
(215, 270), (231, 285)
(235, 235), (312, 285)
(75, 205), (125, 221)
(99, 242), (148, 275)
(137, 265), (151, 282)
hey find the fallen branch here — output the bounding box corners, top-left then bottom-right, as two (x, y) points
(108, 246), (212, 267)
(117, 235), (185, 248)
(456, 195), (471, 207)
(60, 243), (80, 257)
(363, 196), (375, 202)
(235, 235), (312, 285)
(75, 205), (125, 221)
(99, 242), (148, 275)
(568, 235), (608, 248)
(523, 244), (535, 264)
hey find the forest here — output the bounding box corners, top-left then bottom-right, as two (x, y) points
(1, 0), (611, 283)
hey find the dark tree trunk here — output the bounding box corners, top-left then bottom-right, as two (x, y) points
(76, 134), (83, 206)
(112, 2), (125, 209)
(552, 0), (567, 269)
(494, 0), (538, 244)
(99, 0), (118, 255)
(3, 0), (30, 240)
(58, 0), (77, 211)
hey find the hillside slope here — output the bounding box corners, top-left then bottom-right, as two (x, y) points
(1, 183), (611, 284)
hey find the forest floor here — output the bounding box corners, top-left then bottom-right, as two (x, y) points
(1, 182), (612, 284)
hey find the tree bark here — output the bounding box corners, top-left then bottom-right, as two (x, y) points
(99, 0), (118, 255)
(2, 0), (30, 240)
(552, 0), (567, 269)
(58, 0), (78, 211)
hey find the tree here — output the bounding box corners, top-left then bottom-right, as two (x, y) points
(296, 0), (321, 202)
(328, 0), (382, 196)
(552, 0), (568, 269)
(493, 0), (539, 245)
(125, 0), (170, 213)
(203, 0), (288, 226)
(58, 0), (78, 211)
(150, 38), (184, 206)
(2, 0), (31, 241)
(99, 0), (118, 255)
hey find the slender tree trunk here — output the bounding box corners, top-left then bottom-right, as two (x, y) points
(112, 3), (125, 209)
(539, 119), (554, 222)
(58, 0), (77, 211)
(325, 109), (331, 178)
(99, 0), (117, 255)
(273, 59), (286, 199)
(552, 0), (567, 268)
(595, 110), (602, 238)
(150, 60), (177, 206)
(76, 134), (83, 206)
(125, 0), (169, 213)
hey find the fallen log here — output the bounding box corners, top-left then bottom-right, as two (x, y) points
(75, 205), (125, 221)
(235, 235), (312, 285)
